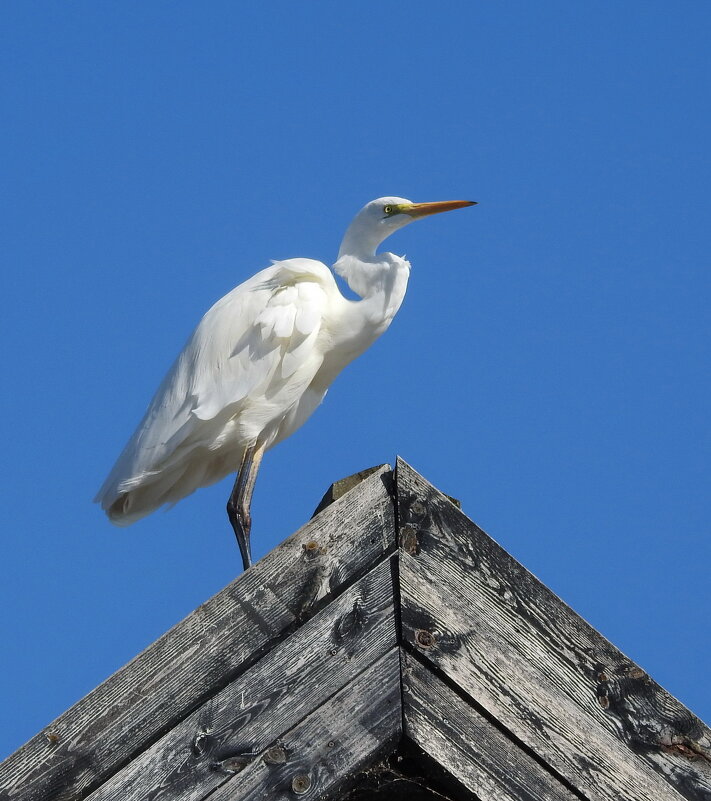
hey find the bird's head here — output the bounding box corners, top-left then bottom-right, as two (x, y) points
(338, 196), (476, 260)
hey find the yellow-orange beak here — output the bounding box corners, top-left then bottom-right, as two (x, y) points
(400, 199), (477, 219)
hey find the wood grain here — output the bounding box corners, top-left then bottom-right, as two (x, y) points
(396, 457), (711, 801)
(204, 648), (402, 801)
(403, 651), (580, 801)
(86, 559), (397, 801)
(0, 466), (395, 801)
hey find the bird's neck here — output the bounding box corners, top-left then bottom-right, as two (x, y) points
(337, 216), (388, 265)
(332, 251), (411, 327)
(334, 215), (411, 328)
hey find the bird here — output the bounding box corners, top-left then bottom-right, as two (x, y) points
(95, 196), (476, 570)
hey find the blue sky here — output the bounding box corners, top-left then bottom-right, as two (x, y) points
(1, 2), (709, 759)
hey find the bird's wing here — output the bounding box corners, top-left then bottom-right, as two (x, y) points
(95, 258), (334, 507)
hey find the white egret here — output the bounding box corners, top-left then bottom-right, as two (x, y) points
(95, 196), (476, 569)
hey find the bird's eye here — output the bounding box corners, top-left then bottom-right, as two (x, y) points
(383, 205), (394, 215)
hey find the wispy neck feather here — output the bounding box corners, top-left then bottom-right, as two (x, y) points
(332, 252), (411, 330)
(333, 254), (383, 299)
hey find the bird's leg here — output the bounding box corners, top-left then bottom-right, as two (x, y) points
(226, 441), (265, 571)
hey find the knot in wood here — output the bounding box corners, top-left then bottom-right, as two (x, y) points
(291, 773), (312, 794)
(401, 493), (428, 527)
(192, 729), (211, 756)
(411, 500), (426, 516)
(336, 599), (366, 641)
(595, 662), (710, 759)
(263, 744), (287, 765)
(214, 755), (250, 774)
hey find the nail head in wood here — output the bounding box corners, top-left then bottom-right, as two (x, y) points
(415, 629), (436, 649)
(291, 772), (312, 794)
(302, 540), (323, 559)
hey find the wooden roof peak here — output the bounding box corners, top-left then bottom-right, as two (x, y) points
(1, 458), (709, 801)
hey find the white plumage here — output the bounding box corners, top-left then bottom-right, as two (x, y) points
(95, 196), (475, 567)
(97, 259), (332, 522)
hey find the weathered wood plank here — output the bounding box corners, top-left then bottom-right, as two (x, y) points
(204, 648), (402, 801)
(401, 555), (688, 801)
(87, 558), (397, 801)
(396, 457), (711, 801)
(0, 466), (395, 801)
(403, 651), (579, 801)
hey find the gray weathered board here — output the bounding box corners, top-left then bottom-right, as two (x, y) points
(1, 458), (709, 801)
